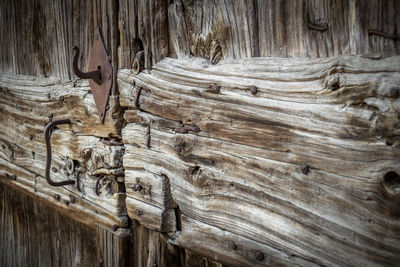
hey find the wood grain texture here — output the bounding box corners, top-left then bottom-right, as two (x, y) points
(2, 0), (399, 74)
(0, 0), (119, 94)
(0, 183), (134, 267)
(0, 75), (127, 230)
(117, 0), (400, 69)
(2, 1), (400, 266)
(183, 0), (400, 59)
(118, 0), (169, 69)
(131, 221), (225, 267)
(119, 55), (400, 266)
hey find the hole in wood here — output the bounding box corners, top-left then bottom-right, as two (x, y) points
(382, 171), (400, 195)
(191, 166), (200, 175)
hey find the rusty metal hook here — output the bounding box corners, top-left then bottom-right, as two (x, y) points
(72, 46), (102, 84)
(45, 119), (75, 187)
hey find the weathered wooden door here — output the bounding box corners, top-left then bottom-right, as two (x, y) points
(1, 1), (400, 266)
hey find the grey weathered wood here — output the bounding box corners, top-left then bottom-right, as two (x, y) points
(116, 0), (400, 69)
(118, 55), (400, 266)
(0, 183), (133, 267)
(0, 75), (127, 230)
(2, 0), (400, 266)
(0, 0), (119, 93)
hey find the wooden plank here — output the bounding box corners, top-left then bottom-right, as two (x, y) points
(0, 0), (119, 94)
(0, 183), (133, 267)
(117, 0), (400, 68)
(0, 74), (127, 230)
(171, 215), (317, 266)
(119, 56), (400, 265)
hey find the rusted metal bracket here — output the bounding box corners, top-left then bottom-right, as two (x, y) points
(72, 28), (112, 123)
(45, 119), (75, 187)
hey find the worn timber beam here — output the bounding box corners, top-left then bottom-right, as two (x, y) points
(0, 75), (128, 232)
(118, 55), (400, 266)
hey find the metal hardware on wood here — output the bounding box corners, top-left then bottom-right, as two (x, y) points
(132, 50), (145, 75)
(95, 176), (104, 196)
(131, 183), (142, 191)
(66, 157), (75, 175)
(135, 87), (142, 109)
(72, 46), (102, 84)
(174, 127), (188, 134)
(100, 155), (112, 169)
(53, 194), (61, 201)
(142, 186), (151, 196)
(183, 124), (201, 133)
(250, 85), (258, 95)
(300, 164), (310, 174)
(100, 137), (123, 146)
(6, 173), (17, 180)
(255, 251), (265, 261)
(45, 119), (75, 187)
(71, 28), (112, 123)
(146, 125), (151, 148)
(369, 30), (400, 40)
(308, 22), (329, 31)
(211, 83), (220, 93)
(76, 172), (82, 192)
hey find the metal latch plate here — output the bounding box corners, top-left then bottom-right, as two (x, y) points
(88, 28), (112, 123)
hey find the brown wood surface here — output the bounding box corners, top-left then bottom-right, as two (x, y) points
(119, 0), (400, 68)
(0, 183), (133, 267)
(0, 0), (119, 94)
(119, 56), (400, 266)
(1, 0), (400, 266)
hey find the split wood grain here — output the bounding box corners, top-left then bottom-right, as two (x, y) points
(0, 183), (135, 266)
(0, 0), (119, 95)
(0, 75), (128, 230)
(116, 0), (400, 69)
(119, 56), (400, 266)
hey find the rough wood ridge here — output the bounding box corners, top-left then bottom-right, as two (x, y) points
(119, 55), (400, 266)
(0, 75), (128, 231)
(1, 0), (400, 266)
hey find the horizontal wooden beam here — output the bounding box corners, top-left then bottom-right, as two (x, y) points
(0, 75), (128, 232)
(118, 55), (400, 265)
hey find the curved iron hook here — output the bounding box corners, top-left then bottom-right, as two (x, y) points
(72, 46), (102, 84)
(45, 119), (75, 187)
